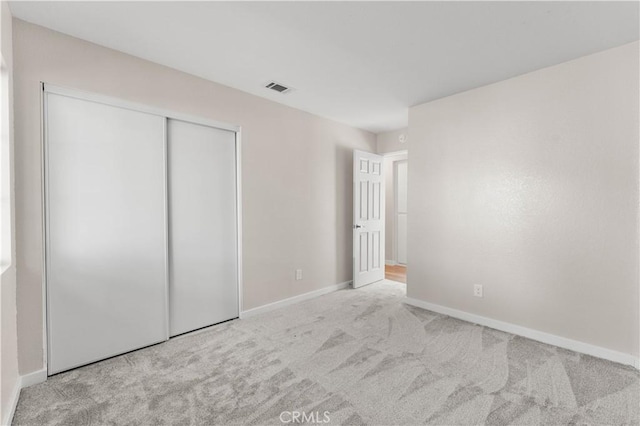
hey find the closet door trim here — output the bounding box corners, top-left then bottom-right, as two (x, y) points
(43, 83), (240, 132)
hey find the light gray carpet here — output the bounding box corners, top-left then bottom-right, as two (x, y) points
(13, 280), (639, 425)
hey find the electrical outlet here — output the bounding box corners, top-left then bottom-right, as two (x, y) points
(295, 269), (303, 280)
(473, 284), (483, 298)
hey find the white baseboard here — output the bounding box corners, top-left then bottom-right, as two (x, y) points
(2, 368), (47, 425)
(3, 379), (20, 426)
(385, 260), (397, 266)
(241, 281), (352, 319)
(20, 368), (47, 388)
(404, 297), (639, 369)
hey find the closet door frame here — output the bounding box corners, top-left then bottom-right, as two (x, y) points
(41, 82), (243, 374)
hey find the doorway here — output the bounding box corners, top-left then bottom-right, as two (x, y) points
(383, 151), (407, 283)
(351, 149), (407, 288)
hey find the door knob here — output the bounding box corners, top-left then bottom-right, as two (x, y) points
(354, 224), (363, 229)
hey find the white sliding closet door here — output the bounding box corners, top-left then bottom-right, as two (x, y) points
(168, 119), (238, 337)
(46, 93), (168, 375)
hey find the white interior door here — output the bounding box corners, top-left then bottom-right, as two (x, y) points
(353, 150), (385, 288)
(45, 92), (168, 375)
(168, 119), (238, 337)
(396, 160), (408, 265)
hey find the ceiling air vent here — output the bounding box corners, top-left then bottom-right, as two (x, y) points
(265, 81), (293, 94)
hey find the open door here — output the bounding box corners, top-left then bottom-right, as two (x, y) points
(353, 150), (385, 288)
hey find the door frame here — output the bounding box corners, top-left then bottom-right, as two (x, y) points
(382, 150), (407, 265)
(394, 159), (408, 266)
(40, 82), (243, 374)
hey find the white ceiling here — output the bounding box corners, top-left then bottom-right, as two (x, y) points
(9, 1), (640, 133)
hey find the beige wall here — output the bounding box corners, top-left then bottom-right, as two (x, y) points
(408, 42), (639, 357)
(13, 19), (375, 374)
(1, 1), (19, 422)
(376, 127), (408, 154)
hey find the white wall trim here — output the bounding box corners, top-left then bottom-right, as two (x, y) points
(2, 368), (47, 425)
(240, 281), (351, 319)
(235, 129), (243, 317)
(19, 368), (47, 388)
(382, 149), (408, 158)
(3, 379), (20, 426)
(385, 260), (397, 266)
(404, 297), (640, 369)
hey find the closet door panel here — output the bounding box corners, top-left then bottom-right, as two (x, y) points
(168, 119), (238, 337)
(46, 93), (168, 374)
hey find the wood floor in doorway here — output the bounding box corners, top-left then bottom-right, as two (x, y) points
(385, 264), (406, 283)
